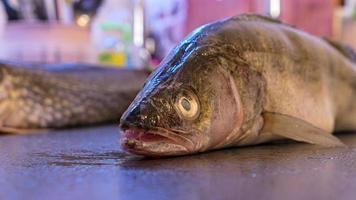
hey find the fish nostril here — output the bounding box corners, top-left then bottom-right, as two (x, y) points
(150, 115), (160, 127)
(121, 101), (162, 128)
(140, 115), (147, 121)
(120, 106), (142, 128)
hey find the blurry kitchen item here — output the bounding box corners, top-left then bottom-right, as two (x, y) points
(23, 0), (48, 21)
(1, 0), (20, 20)
(2, 0), (56, 22)
(0, 22), (96, 64)
(43, 0), (56, 21)
(56, 0), (74, 24)
(3, 0), (49, 22)
(146, 0), (187, 61)
(91, 0), (149, 69)
(1, 0), (102, 25)
(73, 0), (102, 27)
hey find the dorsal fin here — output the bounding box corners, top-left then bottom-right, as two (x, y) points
(230, 14), (296, 29)
(232, 14), (282, 24)
(323, 38), (356, 63)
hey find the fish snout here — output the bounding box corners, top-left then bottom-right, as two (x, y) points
(120, 104), (159, 130)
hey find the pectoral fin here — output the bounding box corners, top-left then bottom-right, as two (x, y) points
(262, 112), (346, 147)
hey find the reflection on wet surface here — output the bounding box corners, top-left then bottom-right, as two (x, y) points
(0, 126), (355, 200)
(34, 151), (137, 166)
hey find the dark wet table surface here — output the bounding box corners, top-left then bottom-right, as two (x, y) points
(1, 125), (356, 200)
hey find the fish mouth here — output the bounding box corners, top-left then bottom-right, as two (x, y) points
(120, 127), (194, 157)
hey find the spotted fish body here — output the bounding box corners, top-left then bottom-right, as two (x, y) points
(119, 14), (356, 157)
(0, 62), (148, 132)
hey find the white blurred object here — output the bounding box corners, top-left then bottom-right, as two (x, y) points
(133, 0), (145, 48)
(76, 14), (90, 27)
(269, 0), (281, 18)
(344, 0), (356, 18)
(91, 0), (132, 47)
(0, 2), (6, 38)
(44, 0), (57, 21)
(57, 0), (74, 25)
(145, 0), (187, 59)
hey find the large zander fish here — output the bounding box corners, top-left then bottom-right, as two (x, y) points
(0, 62), (148, 133)
(119, 14), (356, 156)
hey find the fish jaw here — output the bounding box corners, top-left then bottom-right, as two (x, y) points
(120, 128), (195, 157)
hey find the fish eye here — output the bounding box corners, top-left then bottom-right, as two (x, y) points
(180, 97), (191, 111)
(175, 91), (199, 120)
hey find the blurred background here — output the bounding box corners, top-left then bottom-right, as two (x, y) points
(0, 0), (354, 69)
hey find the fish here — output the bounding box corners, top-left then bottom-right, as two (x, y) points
(0, 62), (148, 133)
(119, 14), (356, 157)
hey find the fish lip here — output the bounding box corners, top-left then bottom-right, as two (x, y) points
(119, 127), (194, 157)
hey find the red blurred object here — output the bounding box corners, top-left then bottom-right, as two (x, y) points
(185, 0), (265, 35)
(185, 0), (333, 37)
(281, 0), (333, 37)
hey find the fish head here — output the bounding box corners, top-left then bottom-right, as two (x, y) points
(119, 44), (243, 156)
